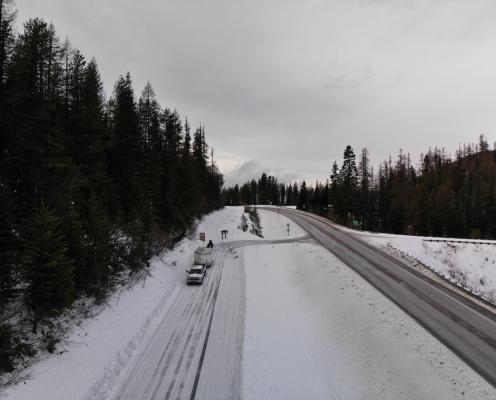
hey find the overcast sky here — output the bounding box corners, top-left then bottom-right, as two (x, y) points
(17, 0), (496, 186)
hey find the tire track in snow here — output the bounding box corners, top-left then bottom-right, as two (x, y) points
(189, 256), (225, 400)
(165, 251), (229, 400)
(141, 253), (224, 400)
(296, 314), (342, 400)
(189, 237), (312, 400)
(127, 276), (214, 399)
(109, 251), (222, 400)
(94, 235), (311, 400)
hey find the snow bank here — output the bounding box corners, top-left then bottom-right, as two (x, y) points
(258, 209), (305, 239)
(355, 232), (496, 304)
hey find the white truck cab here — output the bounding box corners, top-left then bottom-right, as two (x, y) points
(186, 264), (207, 285)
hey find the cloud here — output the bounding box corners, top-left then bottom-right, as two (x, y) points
(16, 0), (496, 183)
(323, 68), (373, 89)
(223, 160), (301, 187)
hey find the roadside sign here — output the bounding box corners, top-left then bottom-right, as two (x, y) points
(199, 232), (205, 241)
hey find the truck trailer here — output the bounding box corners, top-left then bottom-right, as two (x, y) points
(194, 247), (213, 268)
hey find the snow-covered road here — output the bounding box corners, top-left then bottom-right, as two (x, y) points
(4, 207), (496, 399)
(107, 235), (312, 400)
(242, 241), (495, 399)
(107, 245), (231, 400)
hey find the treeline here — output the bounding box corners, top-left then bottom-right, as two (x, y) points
(223, 135), (496, 239)
(223, 173), (299, 207)
(0, 3), (222, 373)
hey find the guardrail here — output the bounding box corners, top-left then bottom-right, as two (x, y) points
(423, 239), (496, 246)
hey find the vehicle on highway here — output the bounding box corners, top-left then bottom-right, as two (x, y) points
(194, 246), (214, 268)
(186, 264), (207, 285)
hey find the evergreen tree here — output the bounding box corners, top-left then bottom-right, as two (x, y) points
(80, 192), (115, 300)
(108, 73), (144, 221)
(479, 134), (489, 152)
(339, 145), (358, 222)
(329, 161), (342, 219)
(22, 208), (74, 333)
(321, 180), (330, 215)
(79, 58), (111, 191)
(358, 148), (370, 228)
(66, 49), (87, 157)
(0, 185), (17, 315)
(298, 181), (308, 210)
(192, 126), (209, 215)
(231, 185), (240, 206)
(286, 183), (293, 205)
(138, 82), (163, 216)
(4, 18), (75, 215)
(0, 0), (15, 106)
(258, 173), (268, 204)
(292, 182), (299, 206)
(249, 180), (258, 204)
(280, 184), (286, 206)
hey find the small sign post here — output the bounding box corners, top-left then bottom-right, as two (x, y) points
(286, 223), (290, 236)
(199, 232), (205, 241)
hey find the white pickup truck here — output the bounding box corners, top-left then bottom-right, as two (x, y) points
(194, 247), (213, 268)
(186, 264), (207, 285)
(186, 247), (213, 285)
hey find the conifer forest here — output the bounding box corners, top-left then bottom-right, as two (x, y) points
(0, 2), (222, 373)
(223, 137), (496, 240)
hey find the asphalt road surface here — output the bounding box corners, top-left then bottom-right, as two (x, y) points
(263, 207), (496, 388)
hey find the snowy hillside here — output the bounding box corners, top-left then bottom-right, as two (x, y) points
(351, 231), (496, 305)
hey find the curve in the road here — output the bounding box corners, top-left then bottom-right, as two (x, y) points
(265, 207), (496, 389)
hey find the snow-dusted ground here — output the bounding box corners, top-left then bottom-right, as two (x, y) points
(4, 206), (496, 399)
(348, 231), (496, 305)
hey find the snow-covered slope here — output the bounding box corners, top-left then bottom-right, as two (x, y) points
(349, 231), (496, 305)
